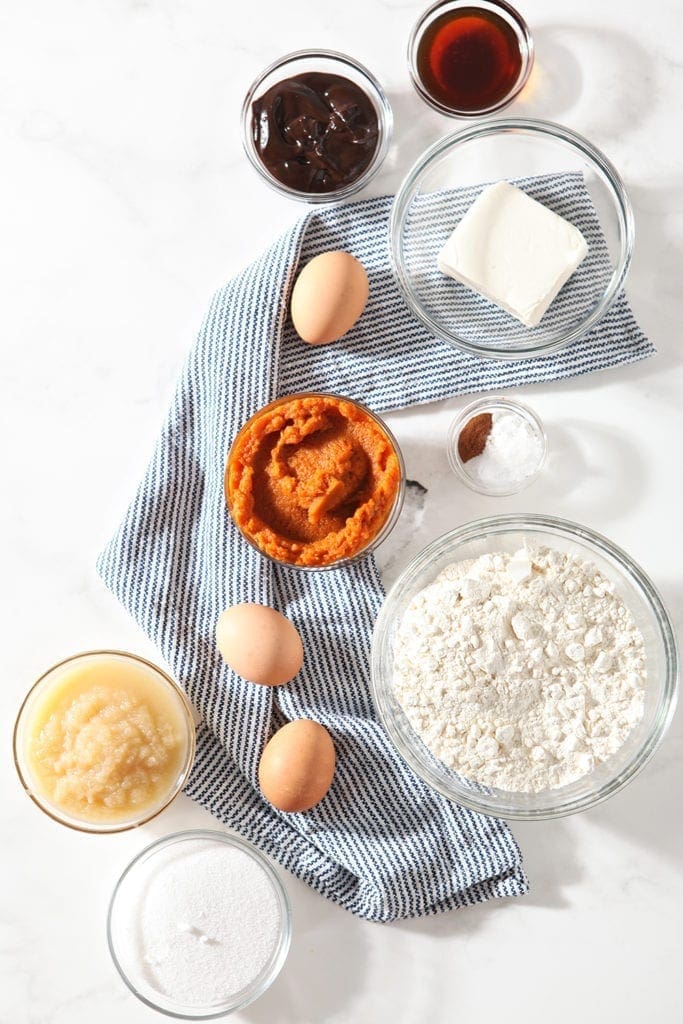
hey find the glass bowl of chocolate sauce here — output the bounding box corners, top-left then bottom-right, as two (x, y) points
(408, 0), (534, 117)
(242, 50), (393, 203)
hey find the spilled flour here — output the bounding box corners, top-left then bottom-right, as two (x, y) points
(392, 546), (647, 792)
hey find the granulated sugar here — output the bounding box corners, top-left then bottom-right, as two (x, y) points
(112, 835), (282, 1010)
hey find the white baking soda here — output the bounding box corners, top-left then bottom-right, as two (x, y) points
(113, 837), (281, 1009)
(467, 410), (543, 490)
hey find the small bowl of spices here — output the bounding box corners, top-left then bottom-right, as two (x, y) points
(408, 0), (534, 117)
(242, 49), (393, 202)
(447, 396), (546, 495)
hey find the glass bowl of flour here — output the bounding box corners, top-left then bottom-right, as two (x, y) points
(371, 514), (678, 819)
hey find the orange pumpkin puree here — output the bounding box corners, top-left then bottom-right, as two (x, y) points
(226, 395), (401, 567)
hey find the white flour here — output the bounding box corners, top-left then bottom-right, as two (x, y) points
(393, 546), (647, 792)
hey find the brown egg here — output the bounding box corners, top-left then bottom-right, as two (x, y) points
(290, 250), (369, 346)
(216, 604), (303, 687)
(259, 719), (336, 812)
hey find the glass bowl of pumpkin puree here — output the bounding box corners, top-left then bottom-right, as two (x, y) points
(13, 651), (196, 833)
(226, 393), (405, 569)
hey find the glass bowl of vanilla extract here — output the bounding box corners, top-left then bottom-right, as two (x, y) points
(408, 0), (534, 117)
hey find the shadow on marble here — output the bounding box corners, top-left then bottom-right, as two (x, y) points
(621, 180), (683, 381)
(240, 881), (368, 1024)
(515, 25), (584, 119)
(586, 711), (683, 869)
(511, 816), (584, 910)
(518, 23), (654, 139)
(585, 579), (682, 866)
(532, 419), (649, 524)
(522, 180), (683, 396)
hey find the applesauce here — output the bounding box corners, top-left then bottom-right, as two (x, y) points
(14, 651), (195, 831)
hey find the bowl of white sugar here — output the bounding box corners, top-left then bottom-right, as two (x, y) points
(107, 830), (292, 1017)
(371, 514), (678, 819)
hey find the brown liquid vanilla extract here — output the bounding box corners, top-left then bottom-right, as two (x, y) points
(416, 6), (524, 112)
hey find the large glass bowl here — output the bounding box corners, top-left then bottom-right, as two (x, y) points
(371, 515), (677, 819)
(390, 119), (634, 360)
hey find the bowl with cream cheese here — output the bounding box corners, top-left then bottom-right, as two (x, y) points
(370, 515), (677, 819)
(390, 118), (634, 359)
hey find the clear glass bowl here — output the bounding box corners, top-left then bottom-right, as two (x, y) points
(407, 0), (534, 117)
(390, 118), (634, 359)
(447, 396), (547, 495)
(241, 49), (393, 203)
(107, 829), (292, 1019)
(371, 515), (678, 820)
(225, 392), (406, 571)
(13, 650), (196, 834)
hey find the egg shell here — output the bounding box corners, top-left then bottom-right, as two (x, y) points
(216, 603), (303, 687)
(290, 250), (369, 346)
(259, 719), (336, 812)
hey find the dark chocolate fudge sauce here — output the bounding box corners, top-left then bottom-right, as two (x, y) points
(252, 72), (380, 194)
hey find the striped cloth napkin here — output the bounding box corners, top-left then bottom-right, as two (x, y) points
(98, 175), (653, 922)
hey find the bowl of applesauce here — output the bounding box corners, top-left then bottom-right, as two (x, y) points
(13, 650), (196, 833)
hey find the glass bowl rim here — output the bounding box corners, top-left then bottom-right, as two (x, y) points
(370, 513), (678, 820)
(407, 0), (535, 117)
(107, 828), (293, 1019)
(225, 390), (406, 572)
(240, 47), (393, 204)
(13, 649), (196, 834)
(446, 395), (548, 495)
(390, 117), (635, 361)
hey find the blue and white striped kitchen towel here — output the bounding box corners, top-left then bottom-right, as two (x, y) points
(98, 174), (653, 922)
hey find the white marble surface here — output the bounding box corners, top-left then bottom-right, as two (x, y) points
(2, 1), (682, 1021)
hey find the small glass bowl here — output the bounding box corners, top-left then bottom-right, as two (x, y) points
(107, 829), (292, 1019)
(13, 650), (196, 834)
(225, 392), (406, 571)
(447, 396), (547, 495)
(408, 0), (534, 117)
(390, 118), (634, 359)
(371, 515), (678, 820)
(241, 49), (393, 203)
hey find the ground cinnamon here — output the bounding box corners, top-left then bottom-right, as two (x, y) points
(458, 412), (493, 462)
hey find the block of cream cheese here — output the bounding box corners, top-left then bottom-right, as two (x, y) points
(437, 181), (589, 328)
